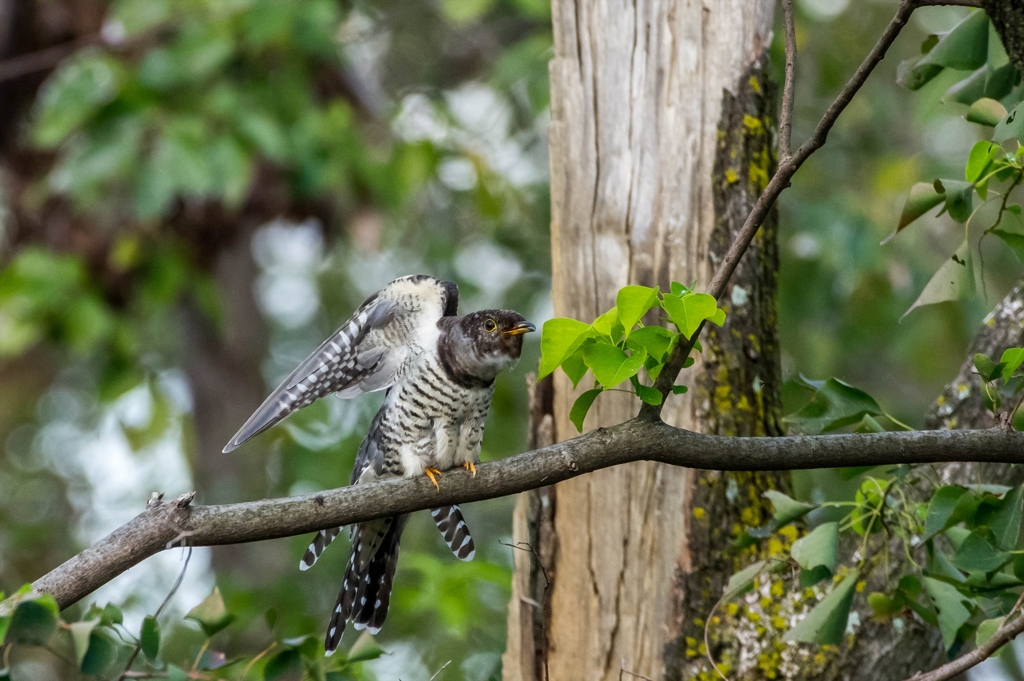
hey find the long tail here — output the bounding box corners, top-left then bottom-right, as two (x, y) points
(431, 505), (475, 561)
(325, 515), (407, 656)
(300, 527), (341, 571)
(301, 505), (473, 572)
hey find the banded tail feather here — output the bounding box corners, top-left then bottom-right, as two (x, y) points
(299, 527), (341, 571)
(324, 515), (408, 656)
(431, 505), (475, 561)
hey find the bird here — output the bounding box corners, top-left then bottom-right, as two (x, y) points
(221, 274), (534, 654)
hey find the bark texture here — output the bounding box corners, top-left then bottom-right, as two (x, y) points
(506, 2), (782, 680)
(984, 0), (1024, 76)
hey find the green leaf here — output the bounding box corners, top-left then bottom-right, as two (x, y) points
(5, 599), (57, 646)
(977, 616), (1006, 650)
(925, 486), (978, 537)
(264, 648), (301, 681)
(539, 318), (592, 378)
(995, 101), (1024, 144)
(966, 98), (1008, 127)
(923, 577), (973, 650)
(69, 620), (98, 666)
(661, 292), (718, 339)
(764, 490), (815, 527)
(625, 326), (675, 364)
(347, 631), (385, 662)
(100, 603), (123, 627)
(927, 10), (990, 70)
(992, 230), (1024, 265)
(672, 384), (688, 394)
(941, 180), (974, 223)
(569, 389), (603, 433)
(582, 344), (646, 388)
(785, 377), (884, 434)
(992, 486), (1024, 550)
(868, 592), (902, 618)
(635, 384), (662, 406)
(185, 587), (235, 638)
(952, 529), (1009, 572)
(902, 239), (974, 319)
(141, 615), (160, 660)
(561, 348), (590, 388)
(783, 572), (859, 645)
(726, 560), (766, 594)
(791, 522), (839, 575)
(974, 353), (1000, 381)
(965, 140), (1001, 184)
(615, 285), (659, 336)
(1000, 348), (1024, 381)
(80, 630), (117, 676)
(591, 308), (623, 341)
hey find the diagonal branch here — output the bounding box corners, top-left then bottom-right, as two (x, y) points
(6, 422), (1023, 613)
(645, 0), (919, 413)
(906, 607), (1024, 681)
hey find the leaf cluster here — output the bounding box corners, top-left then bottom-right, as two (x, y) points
(973, 347), (1024, 428)
(538, 283), (726, 431)
(0, 585), (382, 680)
(893, 10), (1024, 318)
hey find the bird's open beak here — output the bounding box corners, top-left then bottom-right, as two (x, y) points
(502, 321), (536, 336)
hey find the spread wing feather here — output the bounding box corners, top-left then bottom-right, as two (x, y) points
(223, 275), (457, 453)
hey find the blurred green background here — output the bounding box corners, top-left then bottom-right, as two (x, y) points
(0, 0), (1019, 678)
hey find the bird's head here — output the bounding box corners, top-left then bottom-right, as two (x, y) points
(445, 309), (535, 383)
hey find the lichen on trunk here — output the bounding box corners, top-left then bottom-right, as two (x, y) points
(666, 54), (789, 681)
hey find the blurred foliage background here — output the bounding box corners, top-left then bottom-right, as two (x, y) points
(0, 0), (1020, 678)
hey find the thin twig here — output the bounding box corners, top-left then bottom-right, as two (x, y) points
(915, 0), (982, 6)
(642, 0), (918, 415)
(779, 0), (797, 161)
(429, 660), (452, 681)
(619, 660), (656, 681)
(117, 547), (193, 681)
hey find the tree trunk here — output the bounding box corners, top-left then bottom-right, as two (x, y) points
(505, 2), (785, 680)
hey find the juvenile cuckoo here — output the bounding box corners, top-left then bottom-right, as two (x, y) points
(223, 274), (534, 654)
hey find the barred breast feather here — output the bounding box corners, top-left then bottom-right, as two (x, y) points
(222, 275), (458, 453)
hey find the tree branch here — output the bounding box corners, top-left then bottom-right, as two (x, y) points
(906, 608), (1024, 681)
(644, 0), (918, 413)
(6, 422), (1023, 614)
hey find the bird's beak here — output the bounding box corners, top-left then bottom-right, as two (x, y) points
(502, 321), (536, 336)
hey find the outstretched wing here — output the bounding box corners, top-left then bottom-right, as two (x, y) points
(223, 275), (458, 453)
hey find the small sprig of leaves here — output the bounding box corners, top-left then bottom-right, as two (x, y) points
(538, 283), (726, 431)
(974, 346), (1024, 427)
(717, 373), (1024, 659)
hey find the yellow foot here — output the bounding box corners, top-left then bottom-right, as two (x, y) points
(425, 467), (442, 491)
(462, 462), (477, 477)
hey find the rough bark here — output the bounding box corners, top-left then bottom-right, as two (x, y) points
(984, 0), (1024, 75)
(505, 2), (782, 680)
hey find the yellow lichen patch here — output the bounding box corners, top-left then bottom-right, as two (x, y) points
(748, 75), (761, 94)
(725, 168), (739, 184)
(693, 506), (707, 520)
(856, 580), (867, 593)
(743, 114), (763, 135)
(778, 525), (799, 543)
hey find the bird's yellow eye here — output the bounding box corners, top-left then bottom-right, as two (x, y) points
(484, 319), (497, 332)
